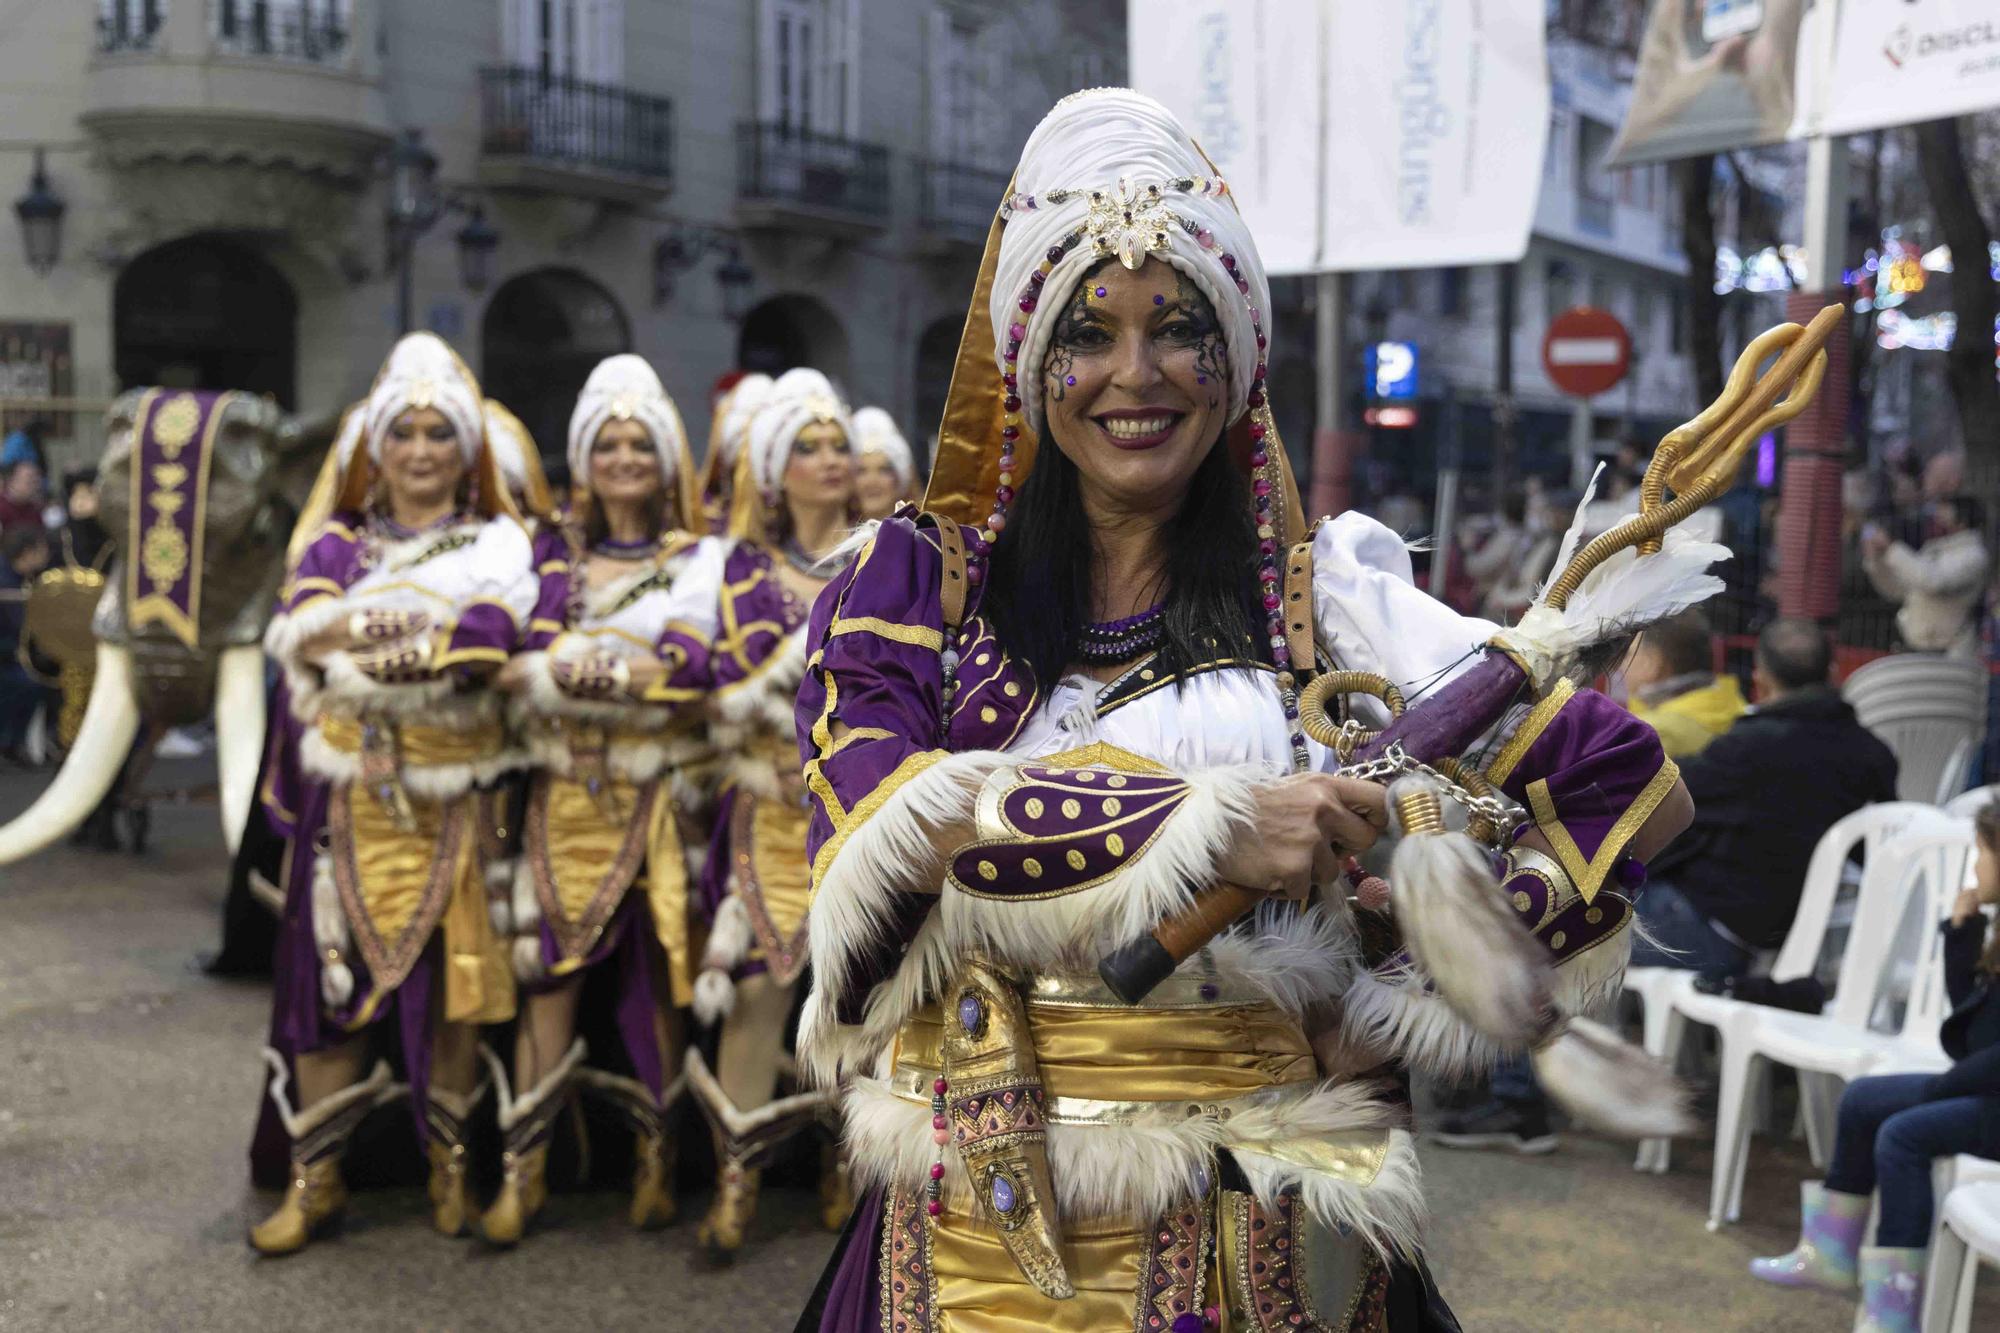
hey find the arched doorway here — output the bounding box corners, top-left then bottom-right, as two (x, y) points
(482, 268), (631, 466)
(910, 316), (960, 469)
(736, 294), (850, 390)
(115, 236), (298, 406)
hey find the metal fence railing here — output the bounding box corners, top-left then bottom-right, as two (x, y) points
(212, 1), (350, 63)
(918, 160), (1007, 243)
(479, 66), (675, 181)
(736, 122), (890, 223)
(96, 0), (166, 52)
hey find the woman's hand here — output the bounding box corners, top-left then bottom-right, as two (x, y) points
(622, 654), (666, 697)
(298, 609), (429, 666)
(1951, 887), (1985, 928)
(1215, 773), (1387, 901)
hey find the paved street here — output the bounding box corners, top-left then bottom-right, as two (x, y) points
(2, 763), (1993, 1332)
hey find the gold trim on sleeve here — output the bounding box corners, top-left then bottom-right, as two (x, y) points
(1526, 757), (1680, 902)
(828, 616), (945, 651)
(1486, 677), (1577, 786)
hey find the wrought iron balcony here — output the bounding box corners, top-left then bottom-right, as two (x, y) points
(736, 122), (890, 231)
(212, 1), (350, 64)
(96, 0), (166, 53)
(479, 66), (675, 201)
(919, 160), (1007, 246)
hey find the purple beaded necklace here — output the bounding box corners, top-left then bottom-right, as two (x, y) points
(1074, 602), (1166, 665)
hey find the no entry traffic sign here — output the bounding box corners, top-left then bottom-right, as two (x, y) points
(1542, 307), (1632, 398)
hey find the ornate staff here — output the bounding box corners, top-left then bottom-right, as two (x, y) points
(1099, 304), (1843, 1007)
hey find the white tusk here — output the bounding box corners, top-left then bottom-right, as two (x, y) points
(0, 643), (142, 864)
(212, 644), (268, 857)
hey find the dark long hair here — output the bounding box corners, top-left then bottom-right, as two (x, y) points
(1977, 800), (2000, 977)
(980, 433), (1268, 690)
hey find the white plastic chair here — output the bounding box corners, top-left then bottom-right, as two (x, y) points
(1844, 655), (1988, 805)
(1627, 802), (1960, 1174)
(1925, 1180), (2000, 1333)
(1944, 785), (2000, 821)
(1703, 830), (1975, 1229)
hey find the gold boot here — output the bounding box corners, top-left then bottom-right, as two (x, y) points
(248, 1052), (391, 1257)
(249, 1156), (349, 1256)
(423, 1078), (485, 1239)
(818, 1140), (854, 1233)
(696, 1160), (761, 1264)
(629, 1129), (678, 1229)
(478, 1039), (582, 1248)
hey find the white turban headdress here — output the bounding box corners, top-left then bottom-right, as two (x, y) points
(849, 406), (916, 492)
(363, 331), (485, 464)
(566, 354), (690, 493)
(484, 398), (556, 520)
(716, 372), (775, 471)
(742, 367), (852, 500)
(991, 89), (1270, 435)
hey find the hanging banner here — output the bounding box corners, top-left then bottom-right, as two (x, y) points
(1129, 0), (1547, 274)
(1128, 1), (1323, 276)
(1816, 0), (2000, 137)
(1317, 0), (1550, 270)
(1609, 0), (1825, 165)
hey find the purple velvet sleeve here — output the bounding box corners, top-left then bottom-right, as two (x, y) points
(523, 526), (571, 651)
(437, 599), (518, 669)
(1492, 685), (1677, 902)
(281, 520), (362, 615)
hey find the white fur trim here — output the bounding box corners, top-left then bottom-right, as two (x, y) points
(939, 762), (1268, 972)
(298, 725), (520, 799)
(509, 860), (546, 983)
(311, 850), (354, 1008)
(1532, 1016), (1692, 1139)
(684, 1046), (831, 1136)
(799, 751), (1010, 1083)
(483, 1036), (585, 1133)
(714, 629), (807, 732)
(260, 1049), (393, 1139)
(840, 1077), (1419, 1251)
(486, 857), (515, 935)
(692, 968), (736, 1026)
(1338, 918), (1633, 1082)
(703, 894), (752, 971)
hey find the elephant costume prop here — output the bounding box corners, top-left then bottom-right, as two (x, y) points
(0, 388), (326, 865)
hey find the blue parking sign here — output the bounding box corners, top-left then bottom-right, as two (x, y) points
(1367, 341), (1419, 400)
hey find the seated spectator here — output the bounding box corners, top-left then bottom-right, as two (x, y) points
(0, 524), (53, 762)
(1750, 800), (2000, 1330)
(1433, 618), (1897, 1154)
(1623, 609), (1746, 757)
(0, 458), (47, 534)
(1862, 495), (1991, 659)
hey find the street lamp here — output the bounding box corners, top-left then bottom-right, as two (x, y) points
(14, 148), (65, 277)
(455, 205), (499, 294)
(655, 223), (755, 320)
(382, 127), (499, 334)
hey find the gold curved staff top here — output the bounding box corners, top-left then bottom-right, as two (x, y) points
(1544, 303), (1844, 610)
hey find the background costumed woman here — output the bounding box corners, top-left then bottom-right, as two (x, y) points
(481, 354), (717, 1245)
(685, 365), (861, 1263)
(793, 91), (1695, 1330)
(697, 371), (775, 534)
(850, 406), (919, 522)
(251, 332), (536, 1255)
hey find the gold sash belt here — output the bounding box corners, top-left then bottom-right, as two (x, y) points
(318, 714), (505, 768)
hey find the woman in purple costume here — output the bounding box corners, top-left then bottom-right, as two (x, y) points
(251, 333), (537, 1255)
(790, 91), (1693, 1330)
(684, 365), (862, 1263)
(478, 354), (718, 1244)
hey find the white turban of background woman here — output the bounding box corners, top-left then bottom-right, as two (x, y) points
(743, 367), (852, 499)
(363, 331), (486, 464)
(716, 371), (775, 470)
(992, 88), (1270, 436)
(849, 406), (915, 492)
(567, 354), (690, 490)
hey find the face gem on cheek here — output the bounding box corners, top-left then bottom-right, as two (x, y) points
(1094, 286), (1107, 299)
(1154, 295), (1166, 305)
(1065, 375), (1076, 387)
(1196, 376), (1207, 385)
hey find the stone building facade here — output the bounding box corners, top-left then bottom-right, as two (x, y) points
(0, 0), (1122, 471)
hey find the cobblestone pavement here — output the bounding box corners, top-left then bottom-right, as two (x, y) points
(3, 766), (1994, 1331)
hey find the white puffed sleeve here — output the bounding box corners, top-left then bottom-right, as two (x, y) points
(1310, 512), (1498, 727)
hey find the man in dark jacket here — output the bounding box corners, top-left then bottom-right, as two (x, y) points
(1435, 618), (1899, 1154)
(1645, 617), (1900, 972)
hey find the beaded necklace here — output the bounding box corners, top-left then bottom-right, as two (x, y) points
(1073, 603), (1166, 665)
(357, 507), (465, 572)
